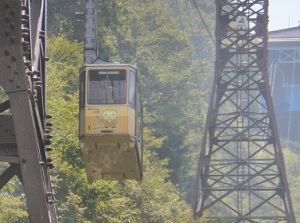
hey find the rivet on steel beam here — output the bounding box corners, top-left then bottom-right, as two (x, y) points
(46, 147), (53, 152)
(32, 70), (40, 75)
(46, 122), (53, 126)
(22, 14), (29, 20)
(45, 134), (53, 140)
(10, 9), (16, 16)
(45, 126), (52, 132)
(47, 160), (54, 169)
(32, 76), (40, 81)
(5, 30), (10, 36)
(23, 51), (30, 57)
(22, 6), (28, 11)
(46, 191), (53, 196)
(24, 60), (31, 68)
(21, 21), (29, 28)
(46, 114), (53, 119)
(39, 30), (46, 38)
(21, 27), (29, 33)
(10, 23), (15, 30)
(45, 139), (52, 145)
(22, 41), (30, 47)
(9, 36), (15, 43)
(22, 32), (29, 39)
(48, 199), (55, 204)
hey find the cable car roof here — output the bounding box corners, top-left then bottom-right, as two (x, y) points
(82, 62), (137, 69)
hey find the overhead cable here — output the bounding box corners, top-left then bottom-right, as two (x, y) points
(192, 0), (215, 45)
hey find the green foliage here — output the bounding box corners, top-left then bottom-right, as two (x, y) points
(48, 0), (214, 201)
(47, 0), (89, 41)
(97, 0), (213, 200)
(0, 164), (28, 222)
(1, 0), (219, 222)
(283, 147), (300, 219)
(0, 0), (297, 222)
(45, 34), (204, 222)
(0, 194), (28, 223)
(41, 1), (300, 222)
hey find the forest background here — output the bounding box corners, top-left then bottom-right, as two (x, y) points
(0, 0), (300, 222)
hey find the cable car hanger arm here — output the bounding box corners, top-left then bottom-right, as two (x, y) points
(84, 0), (108, 65)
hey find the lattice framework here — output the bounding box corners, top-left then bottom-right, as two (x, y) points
(193, 1), (295, 222)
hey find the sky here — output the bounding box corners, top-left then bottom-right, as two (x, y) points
(269, 0), (300, 31)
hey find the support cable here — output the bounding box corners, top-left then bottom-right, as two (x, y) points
(192, 0), (215, 45)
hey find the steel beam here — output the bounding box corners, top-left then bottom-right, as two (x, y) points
(0, 0), (57, 222)
(84, 0), (98, 64)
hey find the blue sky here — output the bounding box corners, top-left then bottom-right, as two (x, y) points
(269, 0), (300, 31)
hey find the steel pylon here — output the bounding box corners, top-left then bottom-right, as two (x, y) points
(0, 0), (58, 222)
(193, 0), (295, 222)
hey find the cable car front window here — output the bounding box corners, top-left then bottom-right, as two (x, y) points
(88, 69), (126, 104)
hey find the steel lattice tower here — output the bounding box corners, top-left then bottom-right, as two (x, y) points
(193, 0), (295, 222)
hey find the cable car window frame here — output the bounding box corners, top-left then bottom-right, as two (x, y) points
(129, 70), (136, 109)
(87, 69), (127, 105)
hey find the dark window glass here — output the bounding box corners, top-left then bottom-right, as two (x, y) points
(79, 70), (85, 108)
(88, 69), (126, 104)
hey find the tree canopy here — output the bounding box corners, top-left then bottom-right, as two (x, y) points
(1, 0), (299, 222)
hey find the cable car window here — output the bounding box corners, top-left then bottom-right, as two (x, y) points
(129, 70), (136, 109)
(79, 70), (85, 108)
(88, 69), (126, 104)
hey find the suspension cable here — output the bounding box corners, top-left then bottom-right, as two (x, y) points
(192, 0), (215, 45)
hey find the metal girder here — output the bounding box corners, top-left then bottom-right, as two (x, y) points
(193, 0), (295, 222)
(0, 0), (57, 222)
(84, 0), (99, 64)
(84, 0), (107, 65)
(0, 164), (21, 190)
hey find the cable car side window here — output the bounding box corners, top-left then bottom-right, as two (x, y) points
(129, 70), (136, 109)
(79, 70), (85, 108)
(87, 69), (126, 104)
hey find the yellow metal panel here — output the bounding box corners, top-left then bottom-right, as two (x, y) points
(127, 106), (135, 136)
(80, 135), (142, 182)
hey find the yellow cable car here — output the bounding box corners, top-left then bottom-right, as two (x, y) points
(79, 63), (143, 182)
